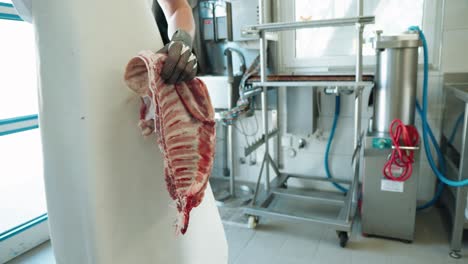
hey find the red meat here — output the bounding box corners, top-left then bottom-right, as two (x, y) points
(124, 51), (215, 234)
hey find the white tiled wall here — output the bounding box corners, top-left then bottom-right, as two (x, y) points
(212, 110), (277, 186)
(443, 0), (468, 30)
(411, 0), (468, 201)
(442, 30), (468, 72)
(441, 0), (468, 73)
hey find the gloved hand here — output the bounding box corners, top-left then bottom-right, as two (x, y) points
(157, 29), (198, 84)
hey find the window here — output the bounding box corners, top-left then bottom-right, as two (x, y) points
(0, 16), (38, 119)
(278, 0), (443, 71)
(0, 129), (45, 232)
(0, 2), (49, 263)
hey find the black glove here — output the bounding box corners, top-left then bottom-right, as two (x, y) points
(157, 29), (198, 84)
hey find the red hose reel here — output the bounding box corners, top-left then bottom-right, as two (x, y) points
(383, 119), (420, 182)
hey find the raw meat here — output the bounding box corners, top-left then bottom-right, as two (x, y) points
(124, 51), (215, 234)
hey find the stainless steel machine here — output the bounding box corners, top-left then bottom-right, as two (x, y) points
(361, 32), (422, 242)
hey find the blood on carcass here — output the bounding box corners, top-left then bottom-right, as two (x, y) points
(124, 51), (215, 234)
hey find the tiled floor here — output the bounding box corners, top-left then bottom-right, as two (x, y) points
(6, 208), (468, 264)
(224, 207), (468, 264)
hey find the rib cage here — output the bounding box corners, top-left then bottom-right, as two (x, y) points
(124, 51), (215, 234)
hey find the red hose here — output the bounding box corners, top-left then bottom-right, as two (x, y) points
(383, 119), (419, 182)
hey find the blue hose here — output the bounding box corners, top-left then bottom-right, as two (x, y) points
(415, 106), (464, 209)
(325, 96), (348, 193)
(415, 102), (445, 210)
(409, 25), (468, 187)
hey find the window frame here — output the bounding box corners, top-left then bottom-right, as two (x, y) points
(276, 0), (445, 72)
(0, 214), (49, 263)
(0, 3), (50, 263)
(0, 2), (22, 21)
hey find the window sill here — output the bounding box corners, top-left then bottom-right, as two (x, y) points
(6, 241), (54, 264)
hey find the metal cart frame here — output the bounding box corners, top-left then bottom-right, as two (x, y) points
(440, 83), (468, 259)
(241, 0), (375, 247)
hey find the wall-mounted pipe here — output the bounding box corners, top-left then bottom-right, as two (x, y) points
(224, 47), (246, 75)
(224, 48), (236, 196)
(211, 1), (218, 42)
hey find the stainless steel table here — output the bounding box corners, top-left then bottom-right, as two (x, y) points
(440, 82), (468, 259)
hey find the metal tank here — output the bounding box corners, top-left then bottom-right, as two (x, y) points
(373, 32), (421, 133)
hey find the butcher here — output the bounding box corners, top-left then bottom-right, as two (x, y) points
(9, 0), (227, 262)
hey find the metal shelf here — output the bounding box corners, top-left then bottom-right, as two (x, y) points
(242, 16), (375, 36)
(272, 188), (345, 206)
(244, 204), (351, 231)
(244, 179), (356, 231)
(241, 81), (374, 99)
(251, 81), (374, 88)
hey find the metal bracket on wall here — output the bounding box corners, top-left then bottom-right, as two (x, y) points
(351, 132), (365, 166)
(391, 145), (420, 150)
(244, 128), (279, 156)
(324, 86), (355, 95)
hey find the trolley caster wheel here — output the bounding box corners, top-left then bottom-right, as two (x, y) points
(279, 181), (288, 189)
(337, 231), (349, 248)
(449, 250), (461, 259)
(247, 215), (259, 229)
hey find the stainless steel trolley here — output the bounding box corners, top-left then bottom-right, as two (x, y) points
(241, 0), (375, 247)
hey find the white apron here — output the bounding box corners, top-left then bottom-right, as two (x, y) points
(12, 0), (227, 263)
